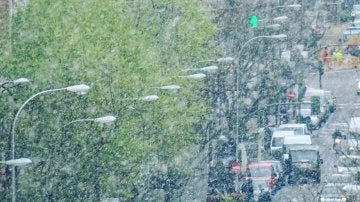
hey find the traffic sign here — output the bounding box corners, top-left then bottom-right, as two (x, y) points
(287, 90), (296, 101)
(231, 162), (241, 174)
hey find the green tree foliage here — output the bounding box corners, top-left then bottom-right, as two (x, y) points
(0, 0), (216, 200)
(311, 96), (321, 115)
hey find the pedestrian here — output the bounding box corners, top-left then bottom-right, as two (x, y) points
(332, 129), (342, 154)
(322, 47), (329, 64)
(241, 178), (254, 202)
(258, 188), (271, 202)
(332, 129), (342, 142)
(264, 127), (272, 152)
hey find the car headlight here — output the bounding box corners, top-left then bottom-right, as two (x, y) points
(349, 147), (354, 150)
(342, 197), (347, 201)
(338, 168), (344, 173)
(320, 197), (325, 202)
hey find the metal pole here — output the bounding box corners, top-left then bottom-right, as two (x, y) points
(11, 88), (66, 202)
(233, 35), (287, 192)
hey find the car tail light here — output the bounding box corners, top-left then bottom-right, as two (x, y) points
(267, 177), (277, 188)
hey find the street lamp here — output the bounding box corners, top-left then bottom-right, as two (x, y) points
(266, 4), (302, 12)
(179, 73), (206, 80)
(1, 78), (30, 94)
(3, 158), (32, 166)
(63, 115), (117, 128)
(278, 4), (302, 9)
(1, 157), (31, 201)
(273, 16), (288, 22)
(233, 34), (287, 191)
(139, 95), (159, 102)
(189, 56), (235, 68)
(152, 85), (181, 93)
(263, 24), (281, 29)
(216, 57), (234, 63)
(10, 84), (90, 202)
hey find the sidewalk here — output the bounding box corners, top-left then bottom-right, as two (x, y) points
(178, 144), (208, 202)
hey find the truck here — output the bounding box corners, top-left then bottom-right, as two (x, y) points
(298, 87), (335, 130)
(270, 130), (295, 154)
(284, 145), (323, 184)
(278, 123), (310, 136)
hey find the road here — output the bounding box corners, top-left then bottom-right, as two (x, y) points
(273, 68), (360, 201)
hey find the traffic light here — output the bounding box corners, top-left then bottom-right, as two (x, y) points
(250, 15), (258, 28)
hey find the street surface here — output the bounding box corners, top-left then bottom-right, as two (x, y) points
(274, 68), (360, 201)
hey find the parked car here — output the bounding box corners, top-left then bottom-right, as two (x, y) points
(342, 184), (360, 201)
(259, 160), (286, 189)
(246, 163), (277, 190)
(346, 44), (360, 57)
(319, 174), (354, 202)
(252, 179), (272, 202)
(327, 173), (354, 185)
(283, 135), (312, 150)
(270, 130), (295, 155)
(318, 183), (348, 202)
(342, 26), (360, 42)
(336, 155), (360, 174)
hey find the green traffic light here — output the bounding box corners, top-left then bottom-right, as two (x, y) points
(250, 15), (258, 28)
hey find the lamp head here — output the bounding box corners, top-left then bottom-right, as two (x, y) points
(273, 16), (288, 22)
(13, 78), (30, 85)
(269, 34), (287, 39)
(287, 4), (301, 9)
(95, 116), (117, 124)
(6, 158), (32, 166)
(216, 57), (234, 63)
(140, 95), (159, 102)
(66, 84), (90, 95)
(181, 73), (206, 80)
(160, 85), (181, 93)
(200, 65), (218, 73)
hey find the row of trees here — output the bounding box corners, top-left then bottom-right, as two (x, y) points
(0, 0), (326, 201)
(0, 0), (218, 201)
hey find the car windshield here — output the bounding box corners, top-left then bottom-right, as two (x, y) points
(272, 137), (284, 147)
(328, 175), (353, 184)
(339, 157), (360, 167)
(280, 127), (304, 135)
(301, 103), (311, 110)
(249, 167), (271, 177)
(291, 150), (317, 163)
(349, 134), (360, 140)
(322, 185), (344, 195)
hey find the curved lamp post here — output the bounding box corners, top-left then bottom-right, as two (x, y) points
(233, 34), (287, 191)
(10, 84), (90, 202)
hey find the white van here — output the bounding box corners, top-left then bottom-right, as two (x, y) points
(278, 124), (310, 136)
(270, 130), (295, 154)
(283, 135), (312, 150)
